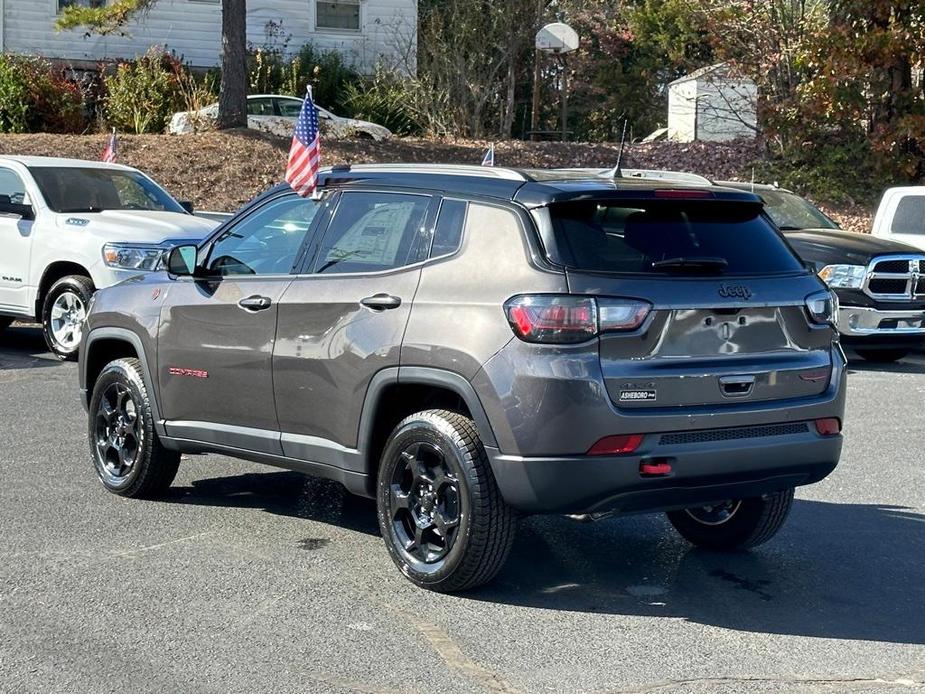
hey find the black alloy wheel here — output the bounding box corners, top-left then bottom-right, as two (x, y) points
(377, 410), (516, 592)
(94, 382), (143, 485)
(388, 440), (462, 568)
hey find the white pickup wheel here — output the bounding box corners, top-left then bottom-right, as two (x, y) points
(41, 275), (94, 360)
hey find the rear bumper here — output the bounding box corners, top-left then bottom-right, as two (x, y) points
(486, 426), (841, 514)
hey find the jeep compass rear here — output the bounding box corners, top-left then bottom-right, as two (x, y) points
(79, 166), (845, 592)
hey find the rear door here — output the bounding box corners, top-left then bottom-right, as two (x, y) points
(158, 193), (322, 453)
(544, 197), (835, 409)
(273, 190), (436, 457)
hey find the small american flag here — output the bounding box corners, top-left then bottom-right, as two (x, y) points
(481, 144), (495, 167)
(101, 130), (117, 163)
(285, 87), (321, 197)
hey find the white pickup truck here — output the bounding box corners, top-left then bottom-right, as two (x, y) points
(872, 187), (925, 249)
(0, 156), (218, 358)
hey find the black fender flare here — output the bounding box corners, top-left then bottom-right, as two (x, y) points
(81, 327), (166, 436)
(356, 366), (498, 472)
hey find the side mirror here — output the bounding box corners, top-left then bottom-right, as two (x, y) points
(167, 244), (199, 276)
(0, 194), (34, 220)
(179, 200), (194, 214)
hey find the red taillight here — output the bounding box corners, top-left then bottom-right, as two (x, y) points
(587, 434), (644, 456)
(814, 418), (841, 436)
(504, 295), (650, 344)
(654, 189), (713, 199)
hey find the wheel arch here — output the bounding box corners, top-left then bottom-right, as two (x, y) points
(81, 327), (163, 432)
(358, 367), (498, 496)
(35, 261), (94, 319)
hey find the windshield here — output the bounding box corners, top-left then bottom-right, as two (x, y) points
(544, 200), (805, 276)
(758, 189), (838, 230)
(29, 167), (185, 214)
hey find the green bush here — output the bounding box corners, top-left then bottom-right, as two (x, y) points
(104, 48), (184, 134)
(0, 55), (30, 133)
(246, 37), (361, 113)
(0, 54), (86, 133)
(754, 136), (898, 207)
(342, 68), (422, 136)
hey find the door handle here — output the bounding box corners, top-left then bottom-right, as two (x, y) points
(238, 295), (272, 311)
(360, 294), (402, 311)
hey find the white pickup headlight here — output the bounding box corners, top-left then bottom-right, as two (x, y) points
(818, 264), (866, 289)
(102, 243), (165, 271)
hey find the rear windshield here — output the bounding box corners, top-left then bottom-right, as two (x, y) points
(544, 200), (805, 276)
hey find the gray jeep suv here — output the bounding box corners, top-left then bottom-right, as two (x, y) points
(79, 165), (846, 592)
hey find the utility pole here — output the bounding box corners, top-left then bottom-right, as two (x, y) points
(530, 0), (544, 139)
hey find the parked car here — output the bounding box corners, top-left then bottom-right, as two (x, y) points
(721, 182), (925, 363)
(872, 186), (925, 249)
(169, 94), (393, 141)
(79, 165), (845, 592)
(0, 156), (218, 358)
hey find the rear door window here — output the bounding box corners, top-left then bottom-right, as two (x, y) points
(313, 192), (431, 274)
(430, 199), (467, 257)
(546, 200), (804, 276)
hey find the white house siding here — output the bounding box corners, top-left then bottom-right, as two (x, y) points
(1, 0), (417, 73)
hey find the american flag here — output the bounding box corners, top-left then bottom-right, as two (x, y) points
(285, 88), (321, 197)
(481, 144), (495, 167)
(101, 130), (117, 163)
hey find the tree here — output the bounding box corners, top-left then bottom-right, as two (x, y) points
(56, 0), (247, 129)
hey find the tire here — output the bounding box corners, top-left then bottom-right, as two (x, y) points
(88, 358), (180, 499)
(376, 409), (516, 592)
(855, 348), (909, 364)
(42, 275), (94, 360)
(666, 488), (794, 550)
(0, 317), (12, 334)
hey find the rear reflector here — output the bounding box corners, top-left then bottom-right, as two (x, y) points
(639, 460), (672, 476)
(814, 418), (841, 436)
(587, 434), (644, 456)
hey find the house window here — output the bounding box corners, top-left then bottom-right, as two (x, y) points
(316, 1), (361, 32)
(58, 0), (105, 12)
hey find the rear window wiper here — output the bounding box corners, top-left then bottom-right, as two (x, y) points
(651, 256), (729, 272)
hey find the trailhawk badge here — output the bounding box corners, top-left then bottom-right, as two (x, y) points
(619, 389), (657, 403)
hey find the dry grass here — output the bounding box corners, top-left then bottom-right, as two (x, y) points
(0, 131), (871, 230)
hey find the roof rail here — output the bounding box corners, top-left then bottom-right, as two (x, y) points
(323, 163), (531, 182)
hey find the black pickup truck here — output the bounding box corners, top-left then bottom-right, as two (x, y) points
(721, 182), (925, 363)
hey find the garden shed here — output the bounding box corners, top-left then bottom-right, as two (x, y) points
(667, 63), (757, 142)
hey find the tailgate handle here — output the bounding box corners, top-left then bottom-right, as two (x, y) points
(719, 375), (755, 398)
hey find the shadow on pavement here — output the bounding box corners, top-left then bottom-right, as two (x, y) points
(845, 349), (925, 375)
(159, 468), (924, 645)
(0, 323), (59, 370)
(164, 470), (380, 536)
(476, 500), (925, 645)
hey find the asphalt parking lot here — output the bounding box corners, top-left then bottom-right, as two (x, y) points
(0, 322), (923, 694)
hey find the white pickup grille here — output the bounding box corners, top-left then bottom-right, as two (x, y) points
(863, 255), (925, 301)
